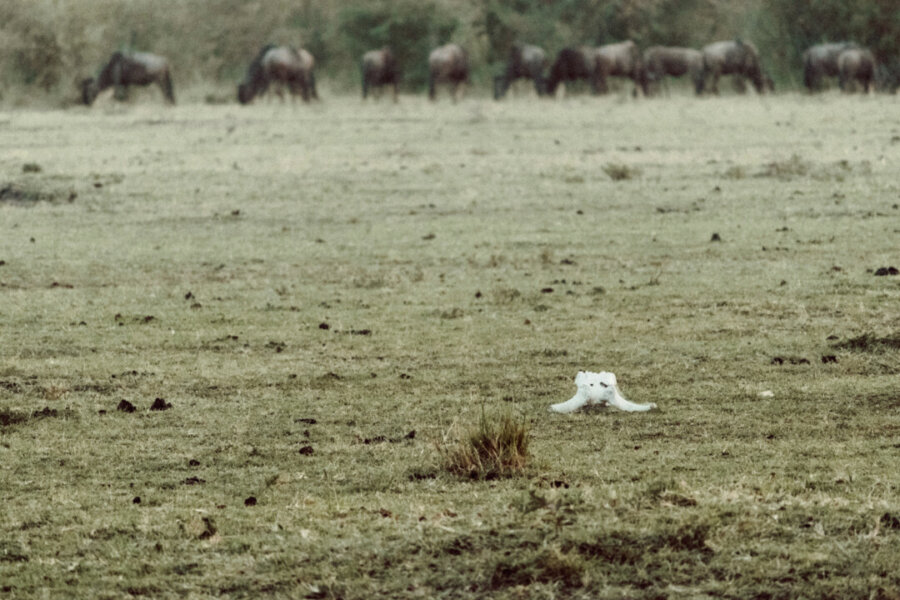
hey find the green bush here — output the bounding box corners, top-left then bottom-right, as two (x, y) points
(338, 0), (460, 91)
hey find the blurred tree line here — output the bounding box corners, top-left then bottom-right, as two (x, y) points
(0, 0), (897, 103)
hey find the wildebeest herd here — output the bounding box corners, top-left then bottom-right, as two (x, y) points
(79, 38), (888, 106)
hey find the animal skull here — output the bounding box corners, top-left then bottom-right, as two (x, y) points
(549, 371), (657, 413)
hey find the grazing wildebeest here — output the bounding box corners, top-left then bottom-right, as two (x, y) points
(802, 42), (856, 92)
(81, 51), (175, 105)
(238, 44), (317, 104)
(361, 47), (400, 101)
(545, 47), (596, 95)
(643, 46), (705, 95)
(428, 43), (469, 101)
(593, 40), (648, 96)
(493, 43), (547, 99)
(838, 47), (876, 93)
(701, 39), (768, 94)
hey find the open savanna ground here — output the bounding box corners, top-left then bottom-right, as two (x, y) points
(1, 91), (899, 599)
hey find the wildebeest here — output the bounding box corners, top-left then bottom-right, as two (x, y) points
(593, 40), (648, 96)
(802, 42), (856, 92)
(238, 44), (317, 104)
(81, 51), (175, 105)
(838, 47), (876, 93)
(493, 43), (547, 99)
(643, 46), (705, 95)
(361, 47), (400, 101)
(545, 47), (596, 95)
(701, 39), (768, 94)
(428, 44), (469, 101)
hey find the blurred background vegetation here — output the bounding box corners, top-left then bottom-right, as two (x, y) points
(0, 0), (897, 104)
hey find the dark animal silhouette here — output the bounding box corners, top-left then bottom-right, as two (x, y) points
(238, 44), (317, 104)
(81, 51), (175, 105)
(593, 40), (648, 96)
(838, 47), (876, 93)
(701, 39), (769, 94)
(803, 42), (856, 92)
(428, 44), (469, 101)
(545, 47), (596, 95)
(643, 46), (705, 95)
(361, 47), (400, 101)
(493, 43), (547, 99)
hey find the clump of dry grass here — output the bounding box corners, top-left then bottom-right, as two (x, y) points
(490, 547), (585, 589)
(759, 154), (810, 179)
(602, 162), (641, 181)
(833, 332), (900, 352)
(723, 165), (746, 179)
(442, 411), (530, 480)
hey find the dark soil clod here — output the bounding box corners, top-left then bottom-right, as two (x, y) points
(821, 355), (838, 364)
(295, 418), (317, 425)
(408, 469), (437, 481)
(771, 356), (809, 365)
(182, 476), (205, 485)
(881, 512), (900, 530)
(132, 496), (141, 504)
(874, 266), (899, 276)
(116, 400), (136, 413)
(31, 407), (58, 419)
(298, 445), (314, 455)
(0, 409), (28, 427)
(710, 233), (721, 242)
(150, 398), (171, 411)
(244, 496), (257, 507)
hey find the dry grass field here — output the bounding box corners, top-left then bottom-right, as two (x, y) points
(1, 90), (899, 599)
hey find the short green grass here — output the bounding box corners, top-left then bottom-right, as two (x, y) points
(1, 92), (899, 599)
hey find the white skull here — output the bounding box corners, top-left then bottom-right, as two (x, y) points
(550, 371), (657, 413)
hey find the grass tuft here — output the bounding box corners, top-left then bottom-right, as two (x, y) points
(759, 154), (810, 179)
(442, 411), (531, 480)
(833, 332), (900, 352)
(490, 547), (584, 589)
(602, 162), (641, 181)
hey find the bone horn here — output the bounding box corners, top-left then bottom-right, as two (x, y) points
(607, 386), (657, 412)
(549, 390), (589, 413)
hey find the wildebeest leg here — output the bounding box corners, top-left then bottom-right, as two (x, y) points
(111, 60), (127, 101)
(159, 71), (176, 104)
(298, 78), (310, 102)
(710, 70), (720, 95)
(428, 72), (437, 101)
(493, 75), (504, 100)
(308, 72), (319, 100)
(693, 74), (704, 95)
